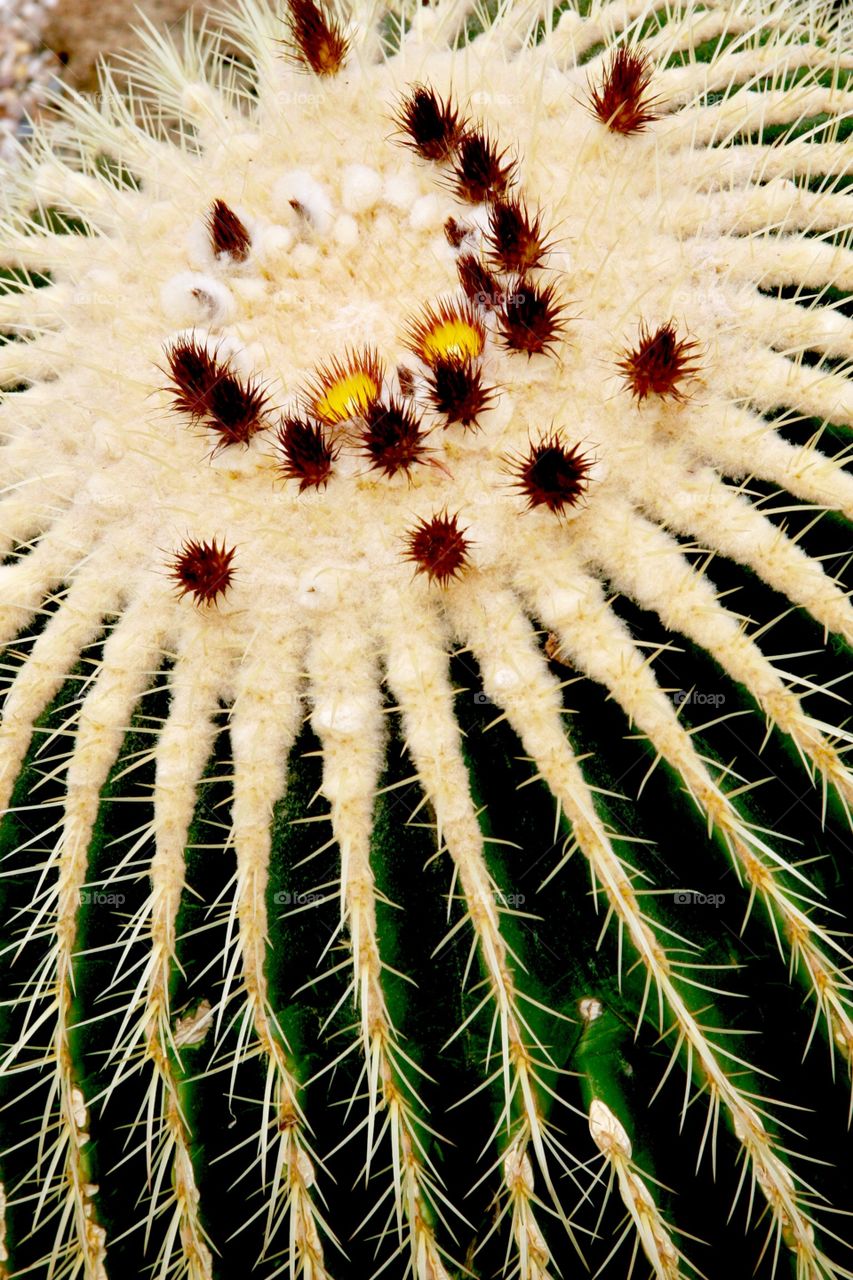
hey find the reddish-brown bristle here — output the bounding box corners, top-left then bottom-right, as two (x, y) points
(444, 216), (469, 248)
(164, 339), (269, 446)
(206, 370), (270, 447)
(450, 129), (515, 203)
(164, 338), (220, 419)
(616, 320), (701, 401)
(404, 510), (471, 586)
(588, 46), (659, 134)
(425, 357), (495, 429)
(170, 537), (237, 606)
(485, 196), (548, 273)
(277, 415), (337, 490)
(394, 84), (462, 161)
(506, 433), (593, 515)
(284, 0), (349, 76)
(456, 254), (501, 311)
(497, 278), (568, 357)
(405, 297), (486, 366)
(304, 347), (385, 427)
(545, 632), (574, 668)
(360, 397), (429, 477)
(397, 365), (416, 398)
(206, 199), (251, 261)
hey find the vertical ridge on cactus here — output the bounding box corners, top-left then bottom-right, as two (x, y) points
(0, 1), (852, 1278)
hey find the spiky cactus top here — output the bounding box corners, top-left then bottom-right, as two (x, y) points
(1, 1), (852, 1277)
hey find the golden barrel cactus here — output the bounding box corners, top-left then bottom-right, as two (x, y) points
(0, 1), (852, 1277)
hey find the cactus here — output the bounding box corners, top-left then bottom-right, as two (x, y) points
(0, 0), (852, 1277)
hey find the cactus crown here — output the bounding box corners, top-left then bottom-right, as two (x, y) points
(0, 1), (852, 1277)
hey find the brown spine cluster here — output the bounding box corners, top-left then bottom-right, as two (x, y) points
(497, 278), (568, 357)
(404, 510), (471, 585)
(164, 337), (219, 419)
(485, 197), (548, 273)
(304, 347), (385, 426)
(284, 0), (349, 76)
(277, 415), (338, 490)
(450, 130), (516, 204)
(164, 339), (269, 448)
(507, 434), (592, 514)
(394, 85), (566, 366)
(444, 216), (470, 248)
(425, 357), (495, 429)
(206, 199), (251, 261)
(587, 47), (659, 134)
(360, 397), (430, 477)
(394, 85), (462, 161)
(205, 372), (271, 447)
(405, 299), (485, 364)
(393, 88), (516, 205)
(169, 537), (237, 605)
(617, 320), (701, 401)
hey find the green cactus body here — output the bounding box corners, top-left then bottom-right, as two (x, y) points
(0, 1), (852, 1277)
